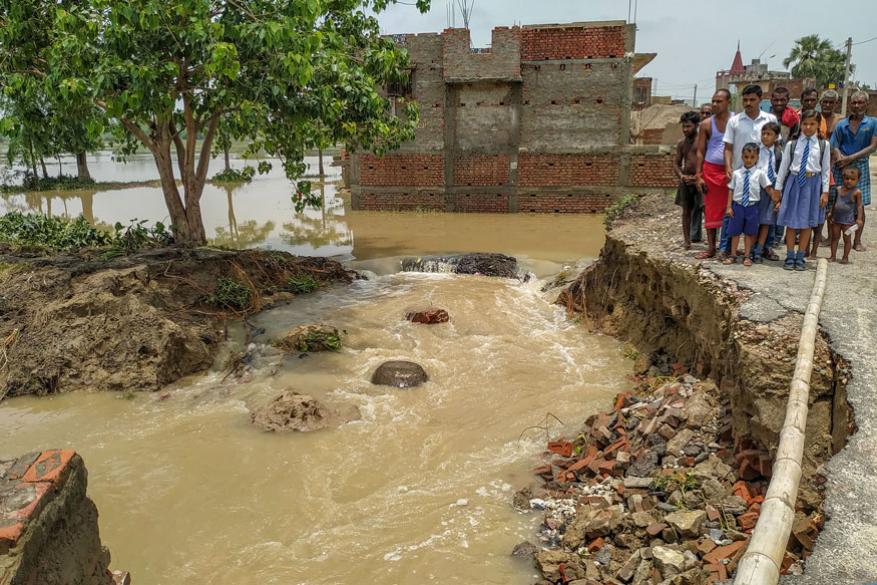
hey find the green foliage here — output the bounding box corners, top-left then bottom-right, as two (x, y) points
(206, 277), (251, 310)
(783, 35), (851, 88)
(653, 470), (701, 500)
(107, 219), (174, 257)
(286, 274), (319, 294)
(604, 194), (640, 228)
(211, 166), (256, 183)
(0, 174), (96, 193)
(299, 329), (342, 352)
(0, 211), (111, 250)
(0, 0), (432, 243)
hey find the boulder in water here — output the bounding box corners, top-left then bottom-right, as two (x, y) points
(371, 361), (428, 388)
(249, 391), (360, 432)
(405, 308), (450, 324)
(250, 391), (332, 432)
(401, 253), (518, 278)
(455, 253), (518, 278)
(274, 324), (342, 353)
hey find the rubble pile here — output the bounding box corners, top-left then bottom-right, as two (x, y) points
(516, 375), (824, 585)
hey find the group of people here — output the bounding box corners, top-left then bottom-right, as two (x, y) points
(674, 85), (876, 269)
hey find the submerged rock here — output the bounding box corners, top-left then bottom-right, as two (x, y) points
(274, 325), (342, 353)
(405, 308), (450, 324)
(371, 361), (428, 388)
(401, 253), (518, 278)
(249, 391), (360, 433)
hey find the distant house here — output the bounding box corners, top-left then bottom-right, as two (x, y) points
(715, 43), (815, 110)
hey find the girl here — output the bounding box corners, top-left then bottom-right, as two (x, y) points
(752, 122), (782, 263)
(828, 166), (865, 264)
(775, 110), (831, 271)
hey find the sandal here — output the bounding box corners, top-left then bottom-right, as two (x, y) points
(743, 257), (753, 267)
(723, 256), (737, 265)
(783, 252), (795, 270)
(794, 251), (807, 271)
(763, 249), (780, 261)
(694, 251), (716, 260)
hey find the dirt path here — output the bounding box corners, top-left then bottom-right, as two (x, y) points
(0, 246), (353, 401)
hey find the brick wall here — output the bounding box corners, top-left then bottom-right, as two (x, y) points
(628, 152), (678, 187)
(359, 154), (444, 187)
(451, 193), (510, 212)
(520, 25), (626, 61)
(442, 27), (522, 82)
(356, 191), (445, 211)
(518, 153), (620, 186)
(519, 192), (614, 213)
(453, 154), (510, 186)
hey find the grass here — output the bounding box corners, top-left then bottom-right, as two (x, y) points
(210, 166), (256, 184)
(205, 277), (251, 310)
(285, 273), (319, 294)
(603, 194), (641, 228)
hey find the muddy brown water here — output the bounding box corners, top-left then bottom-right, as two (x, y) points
(0, 154), (630, 584)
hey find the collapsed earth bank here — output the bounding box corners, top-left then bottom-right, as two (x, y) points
(0, 246), (353, 401)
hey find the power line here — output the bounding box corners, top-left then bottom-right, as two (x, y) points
(852, 36), (877, 46)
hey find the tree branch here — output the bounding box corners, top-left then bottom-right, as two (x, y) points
(95, 99), (157, 153)
(169, 119), (187, 181)
(195, 113), (222, 187)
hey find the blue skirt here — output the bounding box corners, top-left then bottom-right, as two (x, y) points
(757, 188), (777, 225)
(778, 174), (823, 229)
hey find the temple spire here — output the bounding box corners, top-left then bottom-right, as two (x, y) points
(730, 41), (745, 75)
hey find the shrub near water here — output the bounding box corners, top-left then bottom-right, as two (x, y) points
(0, 212), (112, 250)
(206, 277), (252, 310)
(286, 273), (319, 294)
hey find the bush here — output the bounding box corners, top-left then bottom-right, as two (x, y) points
(0, 174), (97, 193)
(206, 277), (251, 310)
(286, 273), (319, 294)
(211, 166), (256, 183)
(603, 194), (640, 228)
(106, 220), (174, 257)
(0, 212), (112, 250)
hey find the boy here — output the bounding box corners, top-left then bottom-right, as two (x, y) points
(828, 166), (865, 264)
(725, 143), (772, 266)
(674, 111), (702, 249)
(752, 123), (782, 262)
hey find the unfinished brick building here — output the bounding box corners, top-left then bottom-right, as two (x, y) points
(347, 20), (676, 213)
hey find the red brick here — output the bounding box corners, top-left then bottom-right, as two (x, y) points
(548, 440), (574, 458)
(521, 26), (626, 61)
(703, 540), (748, 564)
(518, 153), (620, 187)
(359, 154), (444, 187)
(22, 450), (75, 486)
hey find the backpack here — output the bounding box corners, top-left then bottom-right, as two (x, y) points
(779, 137), (827, 187)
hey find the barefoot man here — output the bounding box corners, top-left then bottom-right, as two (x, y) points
(695, 90), (731, 259)
(832, 90), (877, 251)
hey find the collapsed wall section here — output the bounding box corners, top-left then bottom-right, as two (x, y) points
(0, 451), (114, 585)
(350, 21), (677, 213)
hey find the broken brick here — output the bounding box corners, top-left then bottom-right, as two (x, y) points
(587, 537), (605, 552)
(737, 511), (759, 531)
(548, 441), (574, 458)
(703, 540), (748, 564)
(645, 522), (667, 536)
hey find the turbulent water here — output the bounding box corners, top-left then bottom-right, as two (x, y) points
(0, 154), (630, 584)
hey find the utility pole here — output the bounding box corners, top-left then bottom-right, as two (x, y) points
(841, 37), (853, 116)
(693, 84), (698, 108)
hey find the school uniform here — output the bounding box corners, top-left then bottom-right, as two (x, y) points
(756, 144), (782, 226)
(728, 166), (771, 237)
(776, 135), (831, 229)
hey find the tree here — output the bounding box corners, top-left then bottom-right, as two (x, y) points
(783, 35), (852, 89)
(0, 0), (104, 182)
(2, 0), (430, 245)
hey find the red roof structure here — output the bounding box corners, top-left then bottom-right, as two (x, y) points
(729, 41), (745, 75)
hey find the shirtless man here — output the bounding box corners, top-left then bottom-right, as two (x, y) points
(694, 89), (732, 259)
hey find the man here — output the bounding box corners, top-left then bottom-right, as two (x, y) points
(721, 85), (778, 256)
(801, 88), (819, 112)
(770, 86), (800, 141)
(694, 89), (732, 259)
(700, 103), (713, 120)
(832, 90), (877, 251)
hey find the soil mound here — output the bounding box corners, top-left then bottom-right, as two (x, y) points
(0, 246), (353, 401)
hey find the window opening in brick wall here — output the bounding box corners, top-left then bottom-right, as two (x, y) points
(387, 69), (414, 98)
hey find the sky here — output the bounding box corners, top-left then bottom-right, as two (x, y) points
(377, 0), (877, 104)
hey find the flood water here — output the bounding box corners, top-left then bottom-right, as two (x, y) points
(0, 154), (629, 584)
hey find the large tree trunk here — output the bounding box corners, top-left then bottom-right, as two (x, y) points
(153, 142), (206, 246)
(76, 152), (92, 181)
(39, 156), (48, 180)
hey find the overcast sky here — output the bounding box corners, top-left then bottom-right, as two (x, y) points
(377, 0), (877, 104)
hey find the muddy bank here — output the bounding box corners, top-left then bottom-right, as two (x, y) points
(558, 194), (850, 487)
(0, 246), (352, 401)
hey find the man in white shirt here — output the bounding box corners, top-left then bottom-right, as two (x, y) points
(716, 84), (777, 256)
